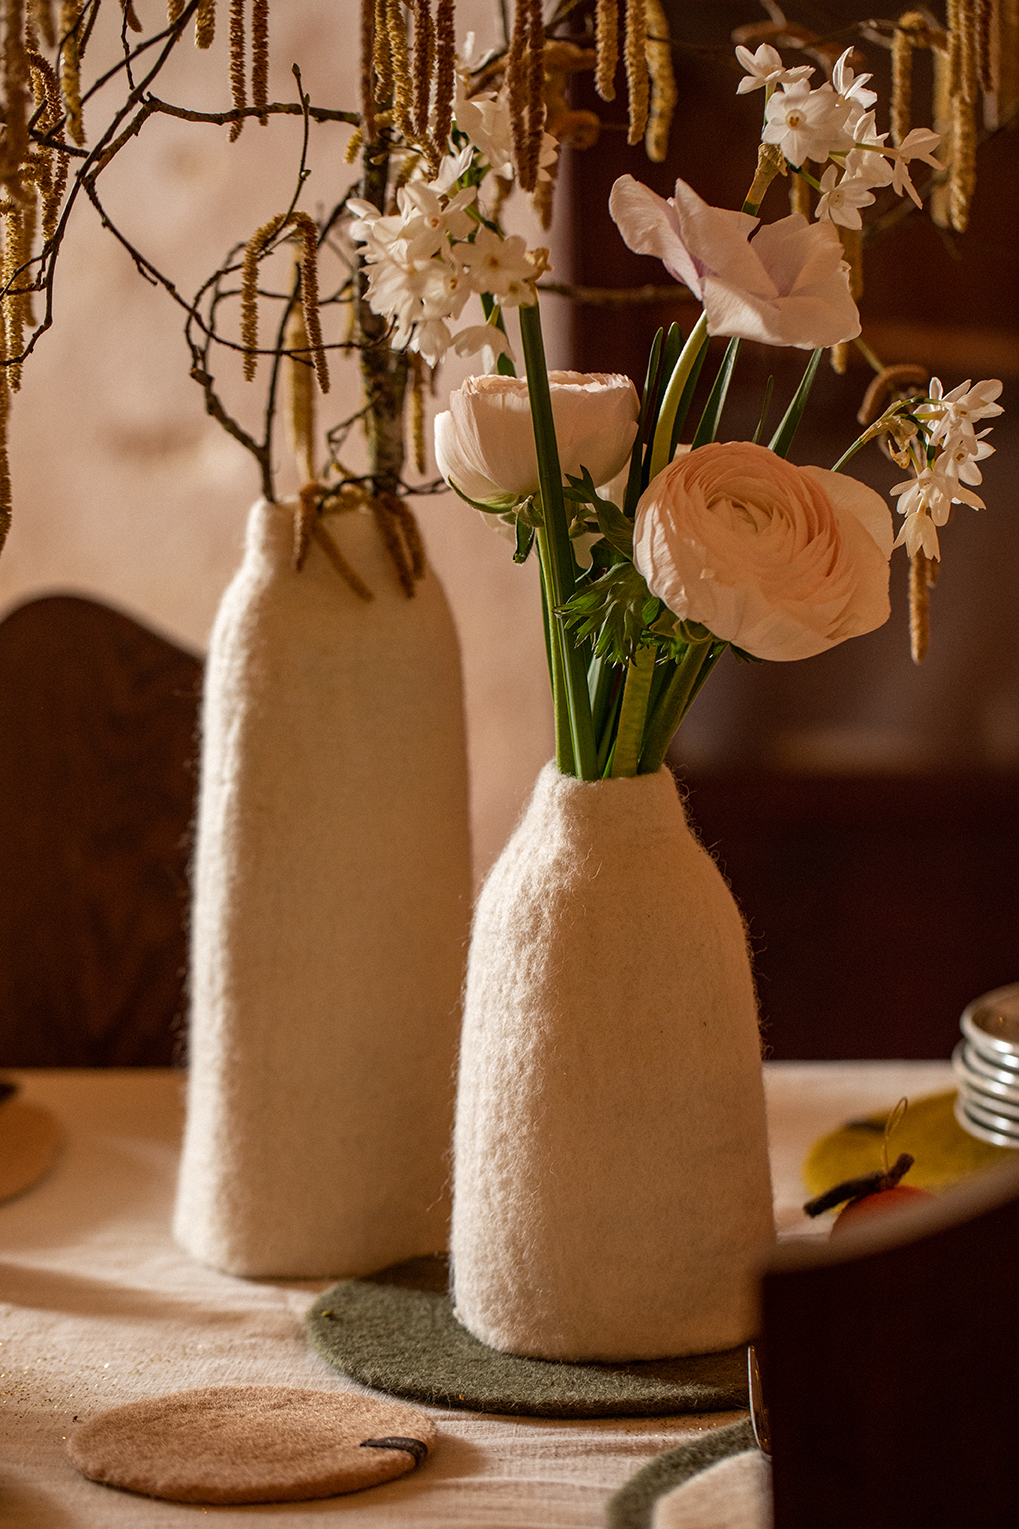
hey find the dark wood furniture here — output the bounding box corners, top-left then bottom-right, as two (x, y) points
(761, 1158), (1019, 1528)
(0, 595), (202, 1066)
(680, 771), (1019, 1060)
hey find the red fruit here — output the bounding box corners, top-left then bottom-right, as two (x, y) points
(832, 1183), (933, 1234)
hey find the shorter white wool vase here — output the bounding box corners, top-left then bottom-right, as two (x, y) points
(174, 500), (471, 1278)
(451, 763), (774, 1361)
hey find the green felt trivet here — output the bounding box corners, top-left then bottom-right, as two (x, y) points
(305, 1257), (749, 1419)
(607, 1417), (757, 1529)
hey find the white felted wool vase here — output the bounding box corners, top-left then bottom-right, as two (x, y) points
(451, 762), (774, 1361)
(174, 499), (471, 1278)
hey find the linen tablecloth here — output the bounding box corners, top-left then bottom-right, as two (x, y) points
(0, 1062), (955, 1528)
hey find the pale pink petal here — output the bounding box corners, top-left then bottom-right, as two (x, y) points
(608, 176), (705, 294)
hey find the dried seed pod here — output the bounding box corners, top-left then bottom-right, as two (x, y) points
(594, 0), (617, 101)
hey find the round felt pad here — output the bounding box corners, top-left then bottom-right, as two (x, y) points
(66, 1385), (435, 1504)
(306, 1257), (748, 1418)
(0, 1093), (63, 1203)
(803, 1090), (1013, 1203)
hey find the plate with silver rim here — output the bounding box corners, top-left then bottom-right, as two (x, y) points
(956, 1077), (1019, 1124)
(960, 983), (1019, 1065)
(953, 1040), (1019, 1090)
(954, 1094), (1019, 1149)
(952, 1044), (1019, 1103)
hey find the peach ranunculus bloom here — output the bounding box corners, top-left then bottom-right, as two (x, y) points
(434, 371), (639, 507)
(609, 174), (861, 350)
(633, 442), (893, 662)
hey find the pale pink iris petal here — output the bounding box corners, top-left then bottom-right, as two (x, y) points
(607, 176), (708, 292)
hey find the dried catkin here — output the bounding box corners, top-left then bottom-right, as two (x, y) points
(371, 0), (390, 105)
(122, 0), (142, 32)
(291, 212), (329, 395)
(1000, 0), (1019, 123)
(29, 52), (66, 240)
(930, 33), (952, 227)
(58, 0), (84, 147)
(29, 0), (54, 47)
(167, 0), (185, 20)
(252, 0), (268, 124)
(644, 0), (676, 163)
(409, 353), (425, 477)
(3, 0), (30, 186)
(977, 0), (995, 92)
(432, 0), (455, 147)
(412, 0), (433, 138)
(891, 15), (918, 145)
(0, 373), (10, 556)
(624, 0), (648, 146)
(241, 211), (285, 381)
(506, 0), (530, 190)
(388, 0), (413, 137)
(229, 0), (246, 141)
(285, 297), (316, 486)
(523, 0), (545, 193)
(594, 0), (617, 100)
(839, 225), (863, 300)
(2, 199), (30, 391)
(195, 0), (215, 49)
(361, 0), (377, 144)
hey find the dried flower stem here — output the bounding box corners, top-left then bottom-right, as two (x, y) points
(252, 0), (268, 124)
(195, 0), (215, 49)
(909, 552), (937, 662)
(432, 0), (454, 147)
(644, 0), (675, 163)
(229, 0), (246, 141)
(594, 0), (617, 100)
(59, 0), (85, 147)
(790, 166), (811, 216)
(624, 0), (648, 146)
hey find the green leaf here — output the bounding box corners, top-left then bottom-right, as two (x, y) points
(769, 348), (822, 459)
(751, 375), (775, 445)
(447, 478), (520, 514)
(513, 520), (535, 564)
(560, 561), (659, 666)
(624, 328), (663, 517)
(564, 468), (633, 559)
(691, 337), (741, 449)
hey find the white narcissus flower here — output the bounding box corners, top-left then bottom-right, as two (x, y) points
(434, 371), (639, 506)
(458, 228), (535, 303)
(815, 165), (875, 229)
(916, 377), (1004, 450)
(883, 127), (942, 207)
(831, 47), (877, 131)
(890, 461), (984, 558)
(734, 43), (813, 95)
(939, 431), (994, 485)
(633, 441), (893, 661)
(762, 81), (853, 167)
(453, 85), (557, 183)
(609, 174), (860, 348)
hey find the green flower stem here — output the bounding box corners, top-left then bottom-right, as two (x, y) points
(610, 645), (657, 777)
(519, 299), (597, 779)
(638, 639), (718, 775)
(539, 555), (574, 776)
(648, 312), (709, 482)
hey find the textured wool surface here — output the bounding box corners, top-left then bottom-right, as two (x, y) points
(65, 1384), (435, 1504)
(174, 502), (471, 1277)
(651, 1448), (770, 1528)
(607, 1419), (757, 1528)
(305, 1257), (749, 1418)
(0, 1096), (63, 1202)
(452, 764), (775, 1360)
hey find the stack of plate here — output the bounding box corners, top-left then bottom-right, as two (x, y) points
(953, 983), (1019, 1148)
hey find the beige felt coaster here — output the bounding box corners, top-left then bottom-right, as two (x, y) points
(66, 1385), (435, 1504)
(0, 1094), (63, 1202)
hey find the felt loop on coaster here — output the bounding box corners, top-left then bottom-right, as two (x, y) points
(66, 1385), (436, 1505)
(306, 1257), (749, 1419)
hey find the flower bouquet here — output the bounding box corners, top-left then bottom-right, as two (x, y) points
(352, 35), (1006, 1359)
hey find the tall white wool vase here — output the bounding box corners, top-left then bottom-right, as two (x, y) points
(451, 762), (774, 1361)
(174, 500), (471, 1278)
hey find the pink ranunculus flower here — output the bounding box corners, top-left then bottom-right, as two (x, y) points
(633, 441), (893, 661)
(609, 174), (861, 350)
(434, 370), (639, 506)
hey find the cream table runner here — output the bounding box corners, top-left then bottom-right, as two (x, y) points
(0, 1062), (954, 1528)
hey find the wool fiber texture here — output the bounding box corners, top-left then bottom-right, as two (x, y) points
(451, 763), (774, 1360)
(306, 1255), (749, 1417)
(175, 501), (471, 1278)
(66, 1384), (434, 1503)
(607, 1418), (757, 1529)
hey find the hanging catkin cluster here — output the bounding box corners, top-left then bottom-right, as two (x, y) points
(355, 0), (456, 170)
(591, 0), (675, 158)
(242, 210), (329, 394)
(226, 0), (270, 139)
